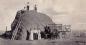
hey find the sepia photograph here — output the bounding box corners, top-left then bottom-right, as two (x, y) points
(0, 0), (86, 45)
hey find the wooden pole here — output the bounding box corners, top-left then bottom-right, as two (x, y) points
(6, 26), (7, 31)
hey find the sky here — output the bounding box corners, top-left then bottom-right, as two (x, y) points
(0, 0), (86, 31)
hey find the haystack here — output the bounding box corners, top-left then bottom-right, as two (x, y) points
(11, 5), (54, 40)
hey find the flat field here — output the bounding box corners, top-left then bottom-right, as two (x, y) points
(0, 39), (81, 45)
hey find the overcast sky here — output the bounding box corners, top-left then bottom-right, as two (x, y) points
(0, 0), (86, 31)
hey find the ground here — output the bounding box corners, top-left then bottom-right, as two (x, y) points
(0, 38), (83, 45)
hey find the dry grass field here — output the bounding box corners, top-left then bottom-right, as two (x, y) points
(0, 39), (81, 45)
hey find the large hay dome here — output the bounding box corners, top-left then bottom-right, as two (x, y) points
(11, 9), (54, 32)
(11, 9), (55, 40)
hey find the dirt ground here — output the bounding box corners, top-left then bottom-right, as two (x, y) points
(0, 39), (80, 45)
